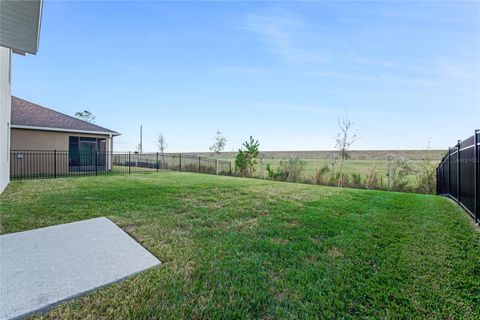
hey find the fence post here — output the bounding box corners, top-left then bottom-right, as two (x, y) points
(95, 151), (98, 176)
(475, 129), (479, 224)
(128, 151), (131, 174)
(457, 140), (461, 204)
(179, 154), (182, 172)
(215, 159), (218, 175)
(156, 152), (159, 172)
(198, 156), (201, 173)
(54, 150), (57, 179)
(387, 156), (391, 192)
(447, 147), (451, 195)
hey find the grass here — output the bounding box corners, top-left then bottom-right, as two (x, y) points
(1, 171), (479, 319)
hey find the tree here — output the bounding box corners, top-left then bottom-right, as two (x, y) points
(75, 110), (96, 123)
(335, 113), (359, 187)
(209, 131), (227, 158)
(157, 134), (168, 163)
(235, 136), (260, 177)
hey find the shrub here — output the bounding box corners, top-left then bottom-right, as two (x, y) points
(415, 160), (437, 194)
(314, 164), (331, 185)
(266, 158), (306, 182)
(279, 158), (306, 182)
(266, 164), (288, 181)
(350, 172), (363, 188)
(235, 150), (247, 176)
(364, 166), (381, 190)
(390, 158), (415, 192)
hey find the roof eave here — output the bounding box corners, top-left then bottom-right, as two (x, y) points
(0, 0), (43, 55)
(11, 125), (121, 137)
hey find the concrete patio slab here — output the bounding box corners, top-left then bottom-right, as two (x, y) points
(0, 217), (160, 320)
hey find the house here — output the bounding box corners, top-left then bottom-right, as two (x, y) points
(0, 0), (43, 192)
(10, 97), (120, 176)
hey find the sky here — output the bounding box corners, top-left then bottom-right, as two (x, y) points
(12, 0), (480, 152)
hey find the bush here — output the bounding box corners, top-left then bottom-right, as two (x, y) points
(415, 160), (437, 194)
(364, 166), (381, 190)
(314, 165), (331, 185)
(266, 158), (306, 182)
(266, 164), (288, 181)
(350, 172), (363, 188)
(280, 158), (307, 182)
(390, 158), (415, 192)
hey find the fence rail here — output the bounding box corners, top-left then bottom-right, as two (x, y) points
(436, 130), (479, 223)
(10, 151), (232, 180)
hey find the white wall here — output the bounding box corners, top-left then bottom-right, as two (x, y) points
(0, 47), (11, 193)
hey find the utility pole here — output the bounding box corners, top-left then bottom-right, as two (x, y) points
(139, 124), (143, 154)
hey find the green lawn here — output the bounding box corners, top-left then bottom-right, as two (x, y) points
(1, 172), (479, 319)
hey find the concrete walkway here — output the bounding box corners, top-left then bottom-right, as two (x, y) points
(0, 217), (160, 320)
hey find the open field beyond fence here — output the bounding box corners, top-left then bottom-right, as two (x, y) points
(196, 149), (444, 193)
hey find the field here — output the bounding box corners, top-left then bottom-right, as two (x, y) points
(192, 149), (444, 191)
(1, 171), (479, 319)
(194, 150), (444, 173)
(194, 149), (445, 162)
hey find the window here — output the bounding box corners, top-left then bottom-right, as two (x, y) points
(69, 136), (107, 168)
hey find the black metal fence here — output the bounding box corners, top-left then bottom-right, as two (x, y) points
(436, 130), (479, 223)
(10, 150), (232, 180)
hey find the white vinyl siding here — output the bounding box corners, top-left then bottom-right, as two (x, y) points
(0, 0), (42, 55)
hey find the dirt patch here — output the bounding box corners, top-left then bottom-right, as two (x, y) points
(271, 237), (289, 244)
(328, 247), (343, 258)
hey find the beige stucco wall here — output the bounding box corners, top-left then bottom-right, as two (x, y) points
(10, 128), (114, 177)
(0, 47), (11, 193)
(10, 129), (112, 150)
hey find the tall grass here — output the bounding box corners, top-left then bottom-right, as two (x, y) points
(260, 156), (437, 194)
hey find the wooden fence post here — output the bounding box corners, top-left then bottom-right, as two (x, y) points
(128, 152), (131, 174)
(179, 154), (182, 172)
(156, 152), (159, 172)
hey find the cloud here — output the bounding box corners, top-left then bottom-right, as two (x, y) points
(242, 12), (328, 64)
(235, 8), (478, 96)
(216, 66), (278, 76)
(430, 55), (478, 80)
(279, 104), (339, 114)
(218, 64), (435, 87)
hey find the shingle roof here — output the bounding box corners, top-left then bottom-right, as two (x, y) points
(11, 96), (120, 136)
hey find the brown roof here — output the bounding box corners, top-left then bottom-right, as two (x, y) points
(11, 96), (120, 136)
